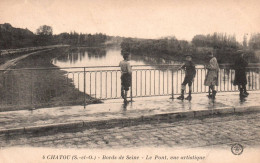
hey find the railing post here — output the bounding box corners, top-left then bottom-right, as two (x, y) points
(31, 70), (33, 105)
(170, 68), (174, 99)
(259, 68), (260, 90)
(130, 67), (133, 102)
(84, 67), (86, 108)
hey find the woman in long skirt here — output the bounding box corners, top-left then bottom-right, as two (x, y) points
(204, 52), (219, 99)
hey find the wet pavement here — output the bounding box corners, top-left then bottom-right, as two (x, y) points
(0, 91), (260, 131)
(1, 111), (259, 149)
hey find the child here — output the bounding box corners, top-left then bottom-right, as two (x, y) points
(177, 54), (196, 101)
(119, 52), (132, 103)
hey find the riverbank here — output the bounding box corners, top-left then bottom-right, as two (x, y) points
(0, 45), (69, 65)
(121, 38), (260, 64)
(0, 47), (100, 112)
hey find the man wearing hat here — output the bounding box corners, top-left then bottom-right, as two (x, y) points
(177, 53), (196, 101)
(204, 51), (219, 99)
(233, 50), (249, 97)
(119, 52), (132, 103)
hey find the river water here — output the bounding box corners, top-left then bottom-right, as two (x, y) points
(52, 46), (259, 99)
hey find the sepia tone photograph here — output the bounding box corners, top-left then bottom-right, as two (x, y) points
(0, 0), (260, 162)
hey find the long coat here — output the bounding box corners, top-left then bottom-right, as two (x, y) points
(233, 57), (248, 85)
(204, 57), (219, 86)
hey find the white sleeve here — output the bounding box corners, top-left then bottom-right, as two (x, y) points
(127, 63), (132, 73)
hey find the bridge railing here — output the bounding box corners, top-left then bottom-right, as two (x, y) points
(0, 65), (259, 109)
(81, 65), (260, 100)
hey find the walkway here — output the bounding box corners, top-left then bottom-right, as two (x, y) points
(0, 91), (259, 133)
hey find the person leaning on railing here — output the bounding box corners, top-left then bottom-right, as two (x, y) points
(176, 53), (196, 101)
(119, 52), (132, 104)
(204, 51), (219, 99)
(233, 50), (249, 97)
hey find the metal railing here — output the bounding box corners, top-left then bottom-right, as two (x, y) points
(0, 65), (259, 109)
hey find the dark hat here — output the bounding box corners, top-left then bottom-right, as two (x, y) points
(184, 53), (192, 57)
(207, 51), (213, 55)
(207, 51), (214, 57)
(237, 50), (245, 54)
(122, 51), (130, 60)
(122, 50), (129, 55)
(122, 50), (130, 56)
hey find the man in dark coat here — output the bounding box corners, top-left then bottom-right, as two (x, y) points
(233, 50), (248, 97)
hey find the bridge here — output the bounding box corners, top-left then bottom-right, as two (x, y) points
(0, 64), (259, 110)
(0, 64), (260, 148)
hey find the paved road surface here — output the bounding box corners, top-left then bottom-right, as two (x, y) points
(1, 112), (260, 149)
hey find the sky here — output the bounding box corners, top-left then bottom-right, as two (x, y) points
(0, 0), (259, 42)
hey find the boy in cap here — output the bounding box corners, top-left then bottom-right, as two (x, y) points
(177, 54), (196, 101)
(119, 52), (132, 103)
(233, 50), (249, 97)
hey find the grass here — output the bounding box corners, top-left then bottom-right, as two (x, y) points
(0, 47), (101, 111)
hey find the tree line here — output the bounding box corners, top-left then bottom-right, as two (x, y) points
(121, 33), (260, 64)
(249, 33), (260, 50)
(1, 23), (260, 63)
(55, 32), (107, 46)
(191, 33), (239, 49)
(0, 23), (108, 49)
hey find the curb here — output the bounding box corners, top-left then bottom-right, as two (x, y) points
(0, 105), (259, 135)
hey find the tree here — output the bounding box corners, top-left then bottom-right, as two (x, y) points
(35, 25), (53, 45)
(249, 33), (260, 50)
(36, 25), (53, 35)
(243, 34), (248, 48)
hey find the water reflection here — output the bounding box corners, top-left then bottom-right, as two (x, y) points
(53, 47), (184, 69)
(121, 102), (129, 111)
(54, 47), (107, 64)
(239, 96), (247, 103)
(131, 54), (180, 65)
(87, 48), (106, 60)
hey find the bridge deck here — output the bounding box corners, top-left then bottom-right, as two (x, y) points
(0, 91), (259, 133)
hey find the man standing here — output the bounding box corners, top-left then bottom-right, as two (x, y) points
(204, 51), (219, 99)
(233, 50), (249, 97)
(119, 52), (132, 103)
(177, 54), (196, 101)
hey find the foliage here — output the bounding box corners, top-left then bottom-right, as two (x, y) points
(121, 37), (191, 56)
(54, 32), (107, 46)
(1, 23), (259, 63)
(0, 23), (108, 49)
(0, 23), (35, 49)
(191, 33), (240, 49)
(34, 25), (54, 46)
(36, 25), (53, 35)
(120, 33), (259, 64)
(249, 33), (260, 50)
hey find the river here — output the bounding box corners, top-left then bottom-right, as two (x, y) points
(52, 46), (259, 99)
